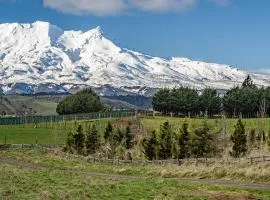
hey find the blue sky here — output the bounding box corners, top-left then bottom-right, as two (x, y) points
(0, 0), (269, 72)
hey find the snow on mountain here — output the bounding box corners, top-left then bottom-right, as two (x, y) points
(0, 21), (269, 96)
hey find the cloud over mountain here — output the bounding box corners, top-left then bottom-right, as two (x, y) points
(43, 0), (231, 16)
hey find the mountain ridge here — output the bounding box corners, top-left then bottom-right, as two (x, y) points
(0, 21), (269, 96)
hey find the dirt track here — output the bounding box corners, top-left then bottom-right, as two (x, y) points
(1, 157), (270, 191)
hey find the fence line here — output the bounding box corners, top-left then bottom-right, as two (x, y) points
(0, 110), (135, 125)
(1, 144), (270, 165)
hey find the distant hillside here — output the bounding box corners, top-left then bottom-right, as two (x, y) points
(0, 95), (146, 116)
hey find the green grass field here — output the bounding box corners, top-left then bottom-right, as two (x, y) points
(1, 116), (270, 144)
(0, 119), (112, 144)
(142, 116), (270, 136)
(1, 149), (270, 199)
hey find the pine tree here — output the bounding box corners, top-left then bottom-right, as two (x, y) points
(142, 131), (158, 160)
(66, 131), (75, 153)
(73, 125), (85, 154)
(242, 75), (256, 88)
(104, 122), (113, 142)
(191, 121), (214, 158)
(86, 124), (100, 155)
(124, 125), (134, 149)
(178, 122), (190, 159)
(230, 119), (248, 158)
(158, 121), (174, 159)
(114, 127), (124, 145)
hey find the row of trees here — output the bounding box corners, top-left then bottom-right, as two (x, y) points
(152, 75), (270, 117)
(142, 119), (270, 160)
(152, 87), (221, 116)
(66, 122), (134, 159)
(66, 119), (270, 160)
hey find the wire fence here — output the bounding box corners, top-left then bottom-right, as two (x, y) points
(0, 110), (136, 126)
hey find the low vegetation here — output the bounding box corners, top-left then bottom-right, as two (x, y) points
(1, 148), (270, 199)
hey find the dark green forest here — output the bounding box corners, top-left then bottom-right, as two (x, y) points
(152, 75), (270, 117)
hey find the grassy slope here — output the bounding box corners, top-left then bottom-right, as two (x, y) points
(1, 149), (270, 199)
(0, 95), (60, 115)
(0, 95), (140, 116)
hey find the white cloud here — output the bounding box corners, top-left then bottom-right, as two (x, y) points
(43, 0), (127, 16)
(43, 0), (231, 16)
(128, 0), (196, 12)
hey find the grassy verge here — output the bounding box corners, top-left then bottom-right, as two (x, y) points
(1, 148), (270, 184)
(2, 164), (269, 200)
(1, 149), (270, 200)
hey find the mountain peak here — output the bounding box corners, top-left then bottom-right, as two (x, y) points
(32, 21), (63, 42)
(0, 21), (269, 96)
(83, 26), (104, 39)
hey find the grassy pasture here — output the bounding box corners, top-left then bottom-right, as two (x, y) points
(142, 116), (270, 136)
(1, 116), (270, 145)
(0, 118), (112, 144)
(1, 149), (270, 199)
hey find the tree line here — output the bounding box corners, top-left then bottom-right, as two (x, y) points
(143, 119), (270, 160)
(152, 75), (270, 117)
(65, 118), (270, 160)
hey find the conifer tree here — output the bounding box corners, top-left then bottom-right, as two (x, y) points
(104, 122), (113, 142)
(242, 75), (256, 88)
(73, 125), (85, 154)
(86, 124), (100, 154)
(158, 121), (174, 159)
(178, 122), (190, 159)
(230, 119), (248, 158)
(66, 131), (75, 153)
(124, 125), (134, 149)
(191, 121), (214, 158)
(142, 131), (158, 160)
(248, 128), (256, 150)
(114, 127), (124, 145)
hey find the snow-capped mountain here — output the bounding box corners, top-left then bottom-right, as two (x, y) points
(0, 21), (269, 96)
